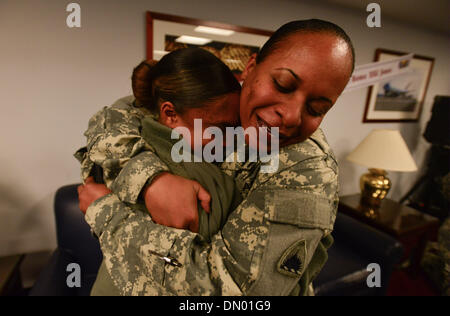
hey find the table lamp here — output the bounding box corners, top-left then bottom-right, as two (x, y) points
(346, 129), (417, 208)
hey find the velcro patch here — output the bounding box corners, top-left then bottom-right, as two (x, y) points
(277, 240), (307, 278)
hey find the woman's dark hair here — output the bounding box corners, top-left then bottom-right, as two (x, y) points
(257, 19), (355, 72)
(132, 48), (241, 114)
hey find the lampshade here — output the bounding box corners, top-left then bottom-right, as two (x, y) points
(346, 129), (417, 172)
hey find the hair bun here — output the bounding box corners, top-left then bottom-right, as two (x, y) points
(132, 60), (158, 108)
(143, 60), (158, 69)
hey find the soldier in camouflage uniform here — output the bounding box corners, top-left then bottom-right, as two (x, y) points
(80, 20), (355, 295)
(76, 48), (244, 295)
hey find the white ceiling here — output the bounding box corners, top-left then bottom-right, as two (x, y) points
(315, 0), (450, 35)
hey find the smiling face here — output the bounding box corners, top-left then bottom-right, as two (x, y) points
(240, 31), (353, 148)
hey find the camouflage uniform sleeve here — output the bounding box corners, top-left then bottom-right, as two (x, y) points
(110, 151), (170, 204)
(85, 193), (242, 296)
(84, 102), (168, 190)
(235, 154), (338, 295)
(86, 149), (338, 296)
(74, 146), (94, 182)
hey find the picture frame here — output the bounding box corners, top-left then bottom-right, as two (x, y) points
(363, 48), (434, 123)
(146, 11), (272, 80)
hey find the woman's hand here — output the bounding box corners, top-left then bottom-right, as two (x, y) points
(77, 177), (112, 214)
(142, 172), (211, 233)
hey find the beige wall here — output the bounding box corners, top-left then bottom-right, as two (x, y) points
(1, 0), (449, 256)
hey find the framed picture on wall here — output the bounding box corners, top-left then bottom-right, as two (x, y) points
(363, 48), (434, 122)
(146, 11), (272, 80)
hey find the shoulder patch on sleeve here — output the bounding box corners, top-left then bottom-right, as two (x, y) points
(277, 239), (307, 278)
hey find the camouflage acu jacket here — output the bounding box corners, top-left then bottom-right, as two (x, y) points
(85, 128), (339, 296)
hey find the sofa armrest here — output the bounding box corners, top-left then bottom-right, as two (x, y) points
(29, 249), (76, 296)
(333, 213), (404, 263)
(54, 184), (102, 275)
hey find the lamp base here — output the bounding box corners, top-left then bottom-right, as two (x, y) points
(360, 168), (391, 208)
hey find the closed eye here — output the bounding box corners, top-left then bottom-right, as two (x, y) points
(306, 101), (332, 117)
(306, 105), (323, 117)
(273, 78), (294, 93)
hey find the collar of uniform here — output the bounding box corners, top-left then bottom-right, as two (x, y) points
(222, 143), (260, 171)
(255, 128), (331, 185)
(141, 116), (183, 147)
(223, 129), (330, 177)
(276, 129), (327, 170)
(111, 95), (155, 118)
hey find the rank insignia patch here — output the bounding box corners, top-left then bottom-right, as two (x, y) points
(277, 239), (307, 277)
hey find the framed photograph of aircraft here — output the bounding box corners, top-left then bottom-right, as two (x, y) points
(146, 11), (272, 81)
(363, 49), (434, 122)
